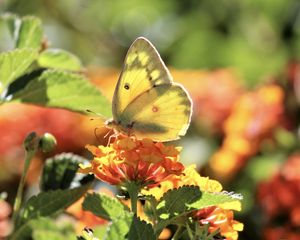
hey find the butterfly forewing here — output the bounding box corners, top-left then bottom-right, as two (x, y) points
(112, 37), (172, 119)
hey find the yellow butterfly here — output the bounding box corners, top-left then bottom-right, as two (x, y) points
(106, 37), (192, 142)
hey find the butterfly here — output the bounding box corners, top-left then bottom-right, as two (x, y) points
(106, 37), (192, 142)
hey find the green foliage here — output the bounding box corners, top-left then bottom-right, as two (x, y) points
(16, 16), (43, 49)
(126, 216), (156, 240)
(0, 49), (37, 94)
(156, 186), (202, 219)
(10, 217), (76, 240)
(40, 153), (92, 191)
(155, 186), (242, 233)
(37, 49), (82, 71)
(0, 13), (111, 117)
(82, 193), (156, 239)
(105, 214), (134, 240)
(105, 215), (155, 240)
(11, 69), (111, 115)
(82, 193), (128, 221)
(18, 184), (91, 226)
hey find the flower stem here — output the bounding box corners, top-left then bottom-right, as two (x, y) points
(125, 182), (141, 214)
(173, 225), (183, 240)
(12, 132), (39, 225)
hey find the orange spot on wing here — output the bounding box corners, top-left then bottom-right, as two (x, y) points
(152, 106), (158, 112)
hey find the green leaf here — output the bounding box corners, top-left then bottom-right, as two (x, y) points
(82, 193), (128, 221)
(187, 191), (243, 210)
(156, 186), (202, 219)
(38, 49), (82, 71)
(40, 153), (92, 191)
(18, 184), (91, 226)
(0, 49), (37, 95)
(106, 215), (155, 240)
(106, 214), (133, 240)
(16, 16), (43, 49)
(127, 216), (155, 240)
(11, 69), (112, 117)
(33, 230), (75, 240)
(155, 186), (242, 233)
(0, 13), (19, 38)
(10, 217), (76, 240)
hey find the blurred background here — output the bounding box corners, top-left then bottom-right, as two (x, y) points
(1, 0), (300, 239)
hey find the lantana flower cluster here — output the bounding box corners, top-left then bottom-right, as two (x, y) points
(80, 134), (184, 187)
(210, 84), (284, 179)
(80, 135), (243, 240)
(257, 154), (300, 240)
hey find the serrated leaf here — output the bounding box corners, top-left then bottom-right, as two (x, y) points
(82, 193), (128, 221)
(5, 68), (45, 97)
(40, 153), (91, 191)
(38, 49), (82, 71)
(11, 69), (112, 117)
(18, 184), (91, 226)
(105, 215), (155, 240)
(188, 191), (242, 210)
(0, 49), (37, 95)
(16, 16), (43, 49)
(156, 186), (202, 218)
(106, 214), (133, 240)
(127, 216), (155, 240)
(155, 186), (242, 233)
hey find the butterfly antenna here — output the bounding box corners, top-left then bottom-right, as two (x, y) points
(86, 109), (107, 121)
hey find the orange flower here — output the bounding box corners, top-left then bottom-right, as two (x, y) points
(193, 206), (243, 240)
(79, 134), (184, 188)
(210, 84), (284, 179)
(257, 154), (300, 239)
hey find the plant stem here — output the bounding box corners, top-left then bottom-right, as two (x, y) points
(125, 182), (141, 214)
(172, 225), (183, 240)
(12, 133), (39, 225)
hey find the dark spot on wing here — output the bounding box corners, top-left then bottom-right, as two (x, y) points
(124, 83), (130, 90)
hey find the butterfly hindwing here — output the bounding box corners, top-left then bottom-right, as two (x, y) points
(112, 37), (172, 120)
(119, 83), (192, 141)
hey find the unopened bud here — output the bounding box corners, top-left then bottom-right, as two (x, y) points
(24, 132), (39, 152)
(39, 133), (57, 153)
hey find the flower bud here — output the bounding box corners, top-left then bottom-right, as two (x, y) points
(24, 132), (39, 152)
(39, 133), (57, 153)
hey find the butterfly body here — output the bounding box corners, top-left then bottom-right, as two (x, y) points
(106, 37), (192, 142)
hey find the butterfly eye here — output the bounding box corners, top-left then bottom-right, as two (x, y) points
(124, 83), (130, 90)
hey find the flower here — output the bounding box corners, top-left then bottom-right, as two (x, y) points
(143, 165), (243, 240)
(171, 69), (243, 133)
(79, 134), (184, 188)
(209, 84), (284, 179)
(193, 206), (243, 240)
(257, 154), (300, 239)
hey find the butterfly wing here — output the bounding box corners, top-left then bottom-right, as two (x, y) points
(119, 83), (192, 141)
(112, 37), (172, 120)
(111, 37), (192, 141)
